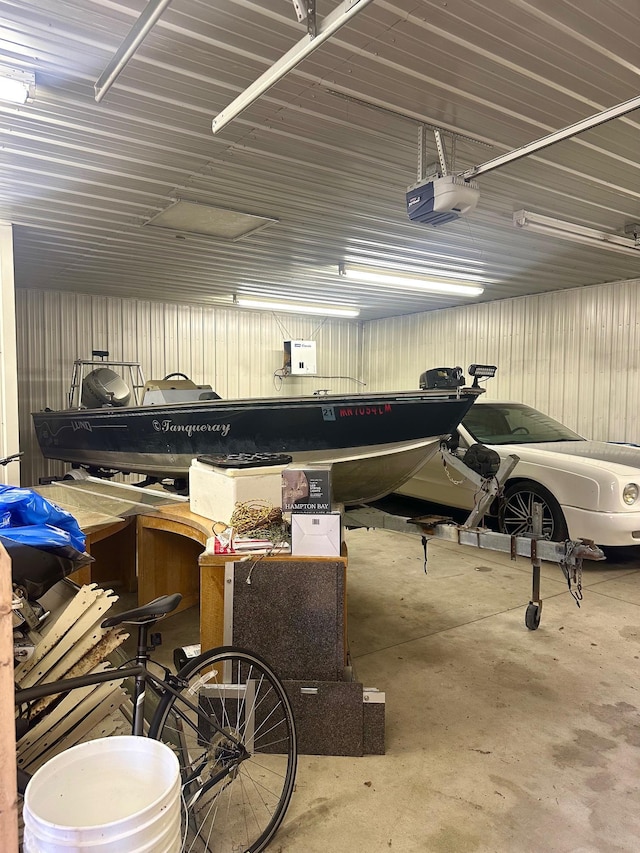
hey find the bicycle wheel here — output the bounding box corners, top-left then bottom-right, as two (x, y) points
(149, 646), (297, 853)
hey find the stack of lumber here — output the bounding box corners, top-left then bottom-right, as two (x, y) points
(15, 583), (132, 776)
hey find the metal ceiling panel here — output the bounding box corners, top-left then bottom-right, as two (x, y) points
(1, 0), (639, 320)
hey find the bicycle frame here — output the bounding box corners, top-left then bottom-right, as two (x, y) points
(16, 663), (163, 733)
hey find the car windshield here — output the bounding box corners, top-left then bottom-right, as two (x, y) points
(463, 403), (584, 446)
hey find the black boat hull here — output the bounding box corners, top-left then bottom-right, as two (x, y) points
(32, 390), (479, 504)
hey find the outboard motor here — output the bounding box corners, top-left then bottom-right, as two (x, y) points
(81, 367), (131, 408)
(420, 366), (465, 390)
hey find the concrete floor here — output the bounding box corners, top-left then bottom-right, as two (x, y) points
(149, 527), (640, 853)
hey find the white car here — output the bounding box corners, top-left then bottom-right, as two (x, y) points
(397, 400), (640, 547)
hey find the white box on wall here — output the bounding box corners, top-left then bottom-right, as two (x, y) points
(284, 340), (317, 375)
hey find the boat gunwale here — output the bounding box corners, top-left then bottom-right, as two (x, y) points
(33, 387), (483, 418)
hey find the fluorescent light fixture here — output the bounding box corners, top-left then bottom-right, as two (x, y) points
(235, 296), (359, 318)
(0, 66), (35, 104)
(211, 0), (374, 134)
(339, 266), (484, 297)
(513, 210), (640, 258)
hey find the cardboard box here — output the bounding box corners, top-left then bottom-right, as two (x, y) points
(282, 465), (332, 513)
(291, 512), (342, 557)
(189, 458), (286, 523)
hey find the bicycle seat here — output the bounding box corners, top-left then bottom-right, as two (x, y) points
(101, 593), (183, 628)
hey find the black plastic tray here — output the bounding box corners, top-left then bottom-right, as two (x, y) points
(196, 453), (293, 470)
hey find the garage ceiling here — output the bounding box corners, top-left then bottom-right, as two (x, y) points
(2, 0), (640, 320)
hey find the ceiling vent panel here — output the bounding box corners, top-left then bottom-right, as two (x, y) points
(145, 200), (278, 241)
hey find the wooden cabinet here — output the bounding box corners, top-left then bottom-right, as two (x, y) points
(136, 506), (210, 614)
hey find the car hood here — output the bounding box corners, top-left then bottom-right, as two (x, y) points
(496, 439), (640, 472)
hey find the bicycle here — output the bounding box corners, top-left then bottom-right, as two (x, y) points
(15, 592), (298, 853)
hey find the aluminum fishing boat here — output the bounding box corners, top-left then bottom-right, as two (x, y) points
(32, 359), (488, 505)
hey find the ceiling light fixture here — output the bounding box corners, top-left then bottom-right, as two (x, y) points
(235, 296), (359, 318)
(211, 0), (374, 134)
(0, 66), (35, 104)
(338, 265), (484, 297)
(513, 210), (640, 258)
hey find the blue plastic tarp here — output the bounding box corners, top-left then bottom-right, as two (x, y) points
(0, 484), (86, 553)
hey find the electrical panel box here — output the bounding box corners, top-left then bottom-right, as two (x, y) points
(284, 340), (317, 375)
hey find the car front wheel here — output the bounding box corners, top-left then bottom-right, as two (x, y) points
(498, 482), (569, 541)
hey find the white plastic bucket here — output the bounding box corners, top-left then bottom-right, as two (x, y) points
(23, 736), (182, 853)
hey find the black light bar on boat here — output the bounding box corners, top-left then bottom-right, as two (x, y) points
(468, 364), (497, 388)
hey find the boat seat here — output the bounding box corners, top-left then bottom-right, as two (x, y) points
(101, 593), (182, 628)
(142, 379), (216, 405)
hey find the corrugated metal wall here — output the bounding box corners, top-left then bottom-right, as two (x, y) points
(17, 290), (363, 486)
(364, 277), (640, 445)
(16, 277), (640, 487)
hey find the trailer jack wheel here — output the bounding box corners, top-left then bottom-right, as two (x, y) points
(525, 601), (542, 631)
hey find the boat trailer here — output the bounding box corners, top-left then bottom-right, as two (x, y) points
(345, 442), (605, 630)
